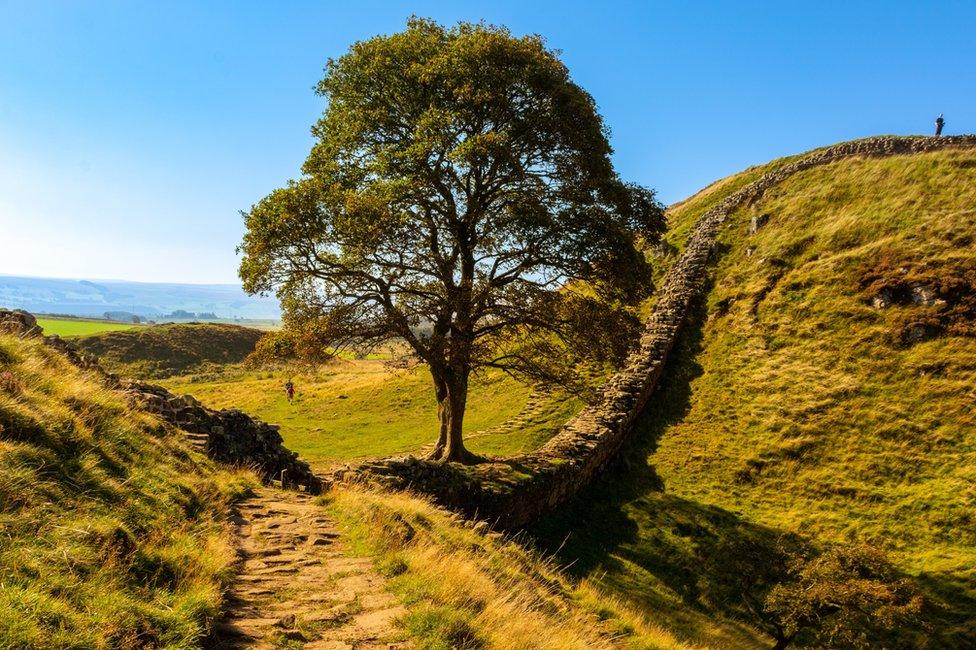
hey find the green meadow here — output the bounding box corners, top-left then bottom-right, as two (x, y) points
(161, 362), (581, 468)
(36, 317), (139, 337)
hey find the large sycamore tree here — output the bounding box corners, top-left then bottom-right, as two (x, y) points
(240, 18), (664, 463)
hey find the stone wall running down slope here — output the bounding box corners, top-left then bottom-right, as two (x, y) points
(0, 309), (321, 493)
(341, 135), (976, 530)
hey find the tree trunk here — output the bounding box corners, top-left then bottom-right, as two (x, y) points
(427, 372), (449, 461)
(439, 369), (480, 464)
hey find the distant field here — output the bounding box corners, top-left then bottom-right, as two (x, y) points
(36, 317), (139, 337)
(161, 362), (580, 468)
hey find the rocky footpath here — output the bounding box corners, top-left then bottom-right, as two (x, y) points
(339, 135), (976, 530)
(0, 309), (321, 493)
(212, 487), (404, 647)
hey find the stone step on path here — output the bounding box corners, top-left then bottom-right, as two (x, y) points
(463, 390), (554, 441)
(211, 487), (407, 649)
(185, 431), (210, 451)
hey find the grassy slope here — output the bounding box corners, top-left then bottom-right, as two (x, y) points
(325, 484), (694, 650)
(35, 316), (138, 337)
(73, 322), (265, 378)
(534, 147), (976, 646)
(0, 334), (255, 648)
(161, 363), (581, 468)
(659, 149), (976, 573)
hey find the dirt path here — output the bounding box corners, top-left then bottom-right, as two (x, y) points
(212, 487), (407, 649)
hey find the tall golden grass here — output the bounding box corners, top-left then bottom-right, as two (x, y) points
(0, 334), (256, 647)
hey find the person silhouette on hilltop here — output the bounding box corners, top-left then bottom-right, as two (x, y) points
(935, 113), (945, 137)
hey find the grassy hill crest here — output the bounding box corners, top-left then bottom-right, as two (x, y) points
(72, 322), (265, 378)
(533, 139), (976, 647)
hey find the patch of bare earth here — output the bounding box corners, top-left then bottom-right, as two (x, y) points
(212, 487), (407, 649)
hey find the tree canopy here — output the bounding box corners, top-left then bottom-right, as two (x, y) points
(239, 18), (664, 462)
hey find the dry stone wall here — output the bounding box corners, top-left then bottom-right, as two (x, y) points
(341, 135), (976, 530)
(0, 309), (321, 493)
(121, 381), (321, 492)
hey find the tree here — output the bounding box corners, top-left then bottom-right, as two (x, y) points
(239, 18), (664, 463)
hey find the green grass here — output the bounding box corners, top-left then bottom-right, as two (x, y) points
(160, 362), (581, 468)
(534, 146), (976, 647)
(660, 151), (809, 257)
(35, 316), (138, 337)
(323, 485), (694, 649)
(0, 333), (256, 648)
(657, 149), (976, 581)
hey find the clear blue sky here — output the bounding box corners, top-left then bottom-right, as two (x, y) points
(2, 1), (973, 283)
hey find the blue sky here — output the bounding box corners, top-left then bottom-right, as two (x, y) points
(1, 1), (974, 283)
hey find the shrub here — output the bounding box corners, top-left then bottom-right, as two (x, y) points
(763, 543), (924, 649)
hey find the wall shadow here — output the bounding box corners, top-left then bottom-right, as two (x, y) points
(528, 295), (792, 645)
(528, 289), (976, 648)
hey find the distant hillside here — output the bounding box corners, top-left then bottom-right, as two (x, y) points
(535, 142), (976, 647)
(0, 332), (254, 646)
(0, 275), (280, 320)
(73, 322), (266, 378)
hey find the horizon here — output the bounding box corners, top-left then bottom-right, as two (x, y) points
(0, 273), (281, 319)
(2, 1), (975, 284)
(0, 271), (252, 288)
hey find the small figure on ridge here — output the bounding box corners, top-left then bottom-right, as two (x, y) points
(935, 113), (945, 137)
(284, 379), (295, 404)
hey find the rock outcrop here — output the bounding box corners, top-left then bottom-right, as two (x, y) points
(340, 135), (976, 530)
(0, 309), (321, 493)
(748, 212), (770, 234)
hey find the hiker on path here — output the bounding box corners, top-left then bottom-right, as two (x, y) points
(284, 379), (295, 403)
(935, 113), (945, 137)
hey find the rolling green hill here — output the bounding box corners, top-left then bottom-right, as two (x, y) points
(534, 144), (976, 647)
(72, 322), (265, 378)
(0, 332), (255, 647)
